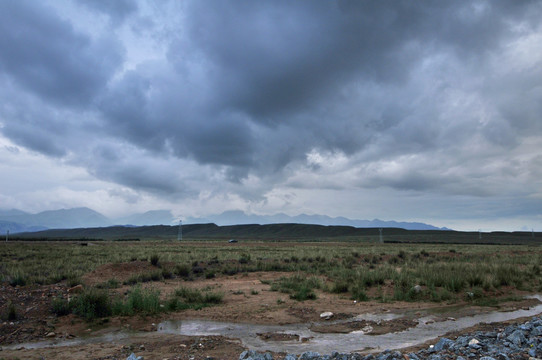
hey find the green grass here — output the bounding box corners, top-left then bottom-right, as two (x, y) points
(113, 286), (161, 315)
(270, 274), (322, 301)
(1, 240), (541, 307)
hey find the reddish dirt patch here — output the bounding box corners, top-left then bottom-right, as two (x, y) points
(0, 284), (66, 344)
(81, 260), (160, 286)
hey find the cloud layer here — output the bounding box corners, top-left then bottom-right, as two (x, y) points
(0, 0), (541, 230)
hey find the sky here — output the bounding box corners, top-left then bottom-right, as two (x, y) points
(0, 0), (541, 231)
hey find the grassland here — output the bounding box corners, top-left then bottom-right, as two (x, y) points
(1, 240), (541, 306)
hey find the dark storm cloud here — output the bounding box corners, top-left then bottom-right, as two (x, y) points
(153, 0), (541, 175)
(0, 1), (123, 106)
(1, 0), (541, 204)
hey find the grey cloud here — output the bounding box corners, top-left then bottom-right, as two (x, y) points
(1, 0), (542, 214)
(77, 0), (138, 24)
(0, 1), (123, 106)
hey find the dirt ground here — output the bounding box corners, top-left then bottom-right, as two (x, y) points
(1, 261), (541, 360)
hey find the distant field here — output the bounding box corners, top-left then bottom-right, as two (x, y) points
(1, 240), (541, 305)
(8, 223), (542, 245)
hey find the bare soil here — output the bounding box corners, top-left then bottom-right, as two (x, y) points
(1, 262), (540, 360)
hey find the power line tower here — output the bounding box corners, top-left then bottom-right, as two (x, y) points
(177, 220), (182, 241)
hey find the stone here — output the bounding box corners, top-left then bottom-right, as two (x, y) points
(433, 338), (454, 351)
(126, 354), (143, 360)
(412, 285), (422, 293)
(532, 326), (542, 336)
(45, 332), (55, 337)
(239, 350), (257, 360)
(506, 330), (527, 346)
(468, 338), (480, 346)
(362, 325), (374, 333)
(479, 357), (496, 360)
(299, 351), (321, 360)
(320, 312), (334, 320)
(283, 355), (296, 360)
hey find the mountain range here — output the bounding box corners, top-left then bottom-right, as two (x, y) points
(0, 207), (449, 234)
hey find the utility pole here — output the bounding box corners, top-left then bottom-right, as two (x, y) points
(5, 229), (9, 242)
(177, 220), (182, 241)
(379, 228), (383, 244)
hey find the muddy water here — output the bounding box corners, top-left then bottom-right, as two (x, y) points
(157, 295), (542, 354)
(5, 296), (542, 354)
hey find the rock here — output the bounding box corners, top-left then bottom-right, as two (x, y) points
(284, 355), (296, 360)
(320, 312), (334, 320)
(46, 332), (55, 337)
(68, 284), (84, 293)
(299, 351), (321, 360)
(468, 338), (480, 346)
(362, 325), (373, 333)
(479, 357), (496, 360)
(412, 285), (422, 293)
(433, 338), (454, 352)
(126, 354), (143, 360)
(532, 326), (542, 336)
(506, 330), (527, 346)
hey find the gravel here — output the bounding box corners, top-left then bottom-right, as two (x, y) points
(239, 316), (542, 360)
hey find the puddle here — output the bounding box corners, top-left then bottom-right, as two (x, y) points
(157, 295), (542, 354)
(5, 295), (542, 354)
(2, 331), (133, 350)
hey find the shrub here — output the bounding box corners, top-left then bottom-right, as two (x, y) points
(66, 274), (82, 287)
(72, 288), (112, 320)
(119, 286), (161, 315)
(8, 269), (27, 287)
(162, 268), (173, 279)
(2, 302), (18, 321)
(174, 264), (191, 277)
(349, 285), (368, 301)
(271, 274), (321, 301)
(238, 253), (251, 264)
(51, 297), (72, 316)
(97, 278), (120, 289)
(173, 286), (224, 305)
(150, 254), (160, 266)
(290, 285), (317, 301)
(331, 281), (350, 294)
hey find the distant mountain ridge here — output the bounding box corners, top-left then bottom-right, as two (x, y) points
(186, 210), (449, 230)
(0, 207), (448, 234)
